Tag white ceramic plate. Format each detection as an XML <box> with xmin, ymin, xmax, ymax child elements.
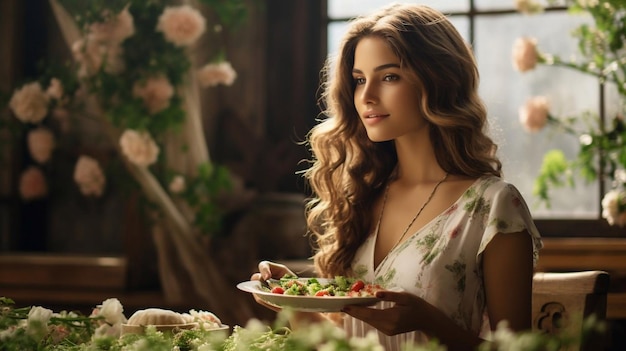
<box><xmin>237</xmin><ymin>278</ymin><xmax>380</xmax><ymax>312</ymax></box>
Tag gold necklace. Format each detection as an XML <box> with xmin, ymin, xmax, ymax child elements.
<box><xmin>378</xmin><ymin>172</ymin><xmax>449</xmax><ymax>251</ymax></box>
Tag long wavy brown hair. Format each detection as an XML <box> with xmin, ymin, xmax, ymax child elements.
<box><xmin>304</xmin><ymin>4</ymin><xmax>502</xmax><ymax>278</ymax></box>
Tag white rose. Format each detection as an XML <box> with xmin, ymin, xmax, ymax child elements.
<box><xmin>119</xmin><ymin>129</ymin><xmax>160</xmax><ymax>167</ymax></box>
<box><xmin>28</xmin><ymin>306</ymin><xmax>53</xmax><ymax>324</ymax></box>
<box><xmin>9</xmin><ymin>82</ymin><xmax>50</xmax><ymax>124</ymax></box>
<box><xmin>96</xmin><ymin>298</ymin><xmax>127</xmax><ymax>325</ymax></box>
<box><xmin>602</xmin><ymin>189</ymin><xmax>626</xmax><ymax>227</ymax></box>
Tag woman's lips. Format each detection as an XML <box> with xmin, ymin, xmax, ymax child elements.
<box><xmin>362</xmin><ymin>112</ymin><xmax>389</xmax><ymax>124</ymax></box>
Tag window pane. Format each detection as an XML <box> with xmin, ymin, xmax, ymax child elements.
<box><xmin>328</xmin><ymin>0</ymin><xmax>467</xmax><ymax>19</ymax></box>
<box><xmin>327</xmin><ymin>21</ymin><xmax>348</xmax><ymax>56</ymax></box>
<box><xmin>475</xmin><ymin>11</ymin><xmax>599</xmax><ymax>218</ymax></box>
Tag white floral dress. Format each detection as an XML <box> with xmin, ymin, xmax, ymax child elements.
<box><xmin>343</xmin><ymin>176</ymin><xmax>543</xmax><ymax>350</ymax></box>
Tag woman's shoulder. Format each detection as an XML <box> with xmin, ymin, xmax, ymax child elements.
<box><xmin>465</xmin><ymin>175</ymin><xmax>526</xmax><ymax>200</ymax></box>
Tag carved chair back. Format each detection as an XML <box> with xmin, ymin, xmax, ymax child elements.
<box><xmin>532</xmin><ymin>270</ymin><xmax>610</xmax><ymax>351</ymax></box>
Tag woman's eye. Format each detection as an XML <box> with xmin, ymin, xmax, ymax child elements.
<box><xmin>354</xmin><ymin>77</ymin><xmax>365</xmax><ymax>85</ymax></box>
<box><xmin>383</xmin><ymin>74</ymin><xmax>399</xmax><ymax>82</ymax></box>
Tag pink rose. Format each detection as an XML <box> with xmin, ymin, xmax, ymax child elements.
<box><xmin>46</xmin><ymin>78</ymin><xmax>64</xmax><ymax>100</ymax></box>
<box><xmin>119</xmin><ymin>129</ymin><xmax>159</xmax><ymax>167</ymax></box>
<box><xmin>27</xmin><ymin>127</ymin><xmax>56</xmax><ymax>164</ymax></box>
<box><xmin>74</xmin><ymin>155</ymin><xmax>106</xmax><ymax>197</ymax></box>
<box><xmin>9</xmin><ymin>82</ymin><xmax>50</xmax><ymax>124</ymax></box>
<box><xmin>156</xmin><ymin>5</ymin><xmax>206</xmax><ymax>47</ymax></box>
<box><xmin>512</xmin><ymin>37</ymin><xmax>539</xmax><ymax>72</ymax></box>
<box><xmin>198</xmin><ymin>61</ymin><xmax>237</xmax><ymax>87</ymax></box>
<box><xmin>19</xmin><ymin>166</ymin><xmax>48</xmax><ymax>200</ymax></box>
<box><xmin>132</xmin><ymin>75</ymin><xmax>174</xmax><ymax>114</ymax></box>
<box><xmin>519</xmin><ymin>96</ymin><xmax>550</xmax><ymax>132</ymax></box>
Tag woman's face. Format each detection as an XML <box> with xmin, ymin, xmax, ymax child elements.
<box><xmin>352</xmin><ymin>36</ymin><xmax>427</xmax><ymax>143</ymax></box>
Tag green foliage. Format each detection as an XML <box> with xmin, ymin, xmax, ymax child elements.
<box><xmin>0</xmin><ymin>299</ymin><xmax>610</xmax><ymax>351</ymax></box>
<box><xmin>534</xmin><ymin>150</ymin><xmax>573</xmax><ymax>206</ymax></box>
<box><xmin>57</xmin><ymin>0</ymin><xmax>127</xmax><ymax>27</ymax></box>
<box><xmin>177</xmin><ymin>162</ymin><xmax>233</xmax><ymax>235</ymax></box>
<box><xmin>532</xmin><ymin>1</ymin><xmax>626</xmax><ymax>206</ymax></box>
<box><xmin>198</xmin><ymin>0</ymin><xmax>250</xmax><ymax>28</ymax></box>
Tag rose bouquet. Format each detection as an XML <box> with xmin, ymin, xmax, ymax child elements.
<box><xmin>512</xmin><ymin>0</ymin><xmax>626</xmax><ymax>226</ymax></box>
<box><xmin>7</xmin><ymin>0</ymin><xmax>247</xmax><ymax>234</ymax></box>
<box><xmin>3</xmin><ymin>0</ymin><xmax>257</xmax><ymax>323</ymax></box>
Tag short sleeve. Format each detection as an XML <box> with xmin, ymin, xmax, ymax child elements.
<box><xmin>476</xmin><ymin>181</ymin><xmax>543</xmax><ymax>266</ymax></box>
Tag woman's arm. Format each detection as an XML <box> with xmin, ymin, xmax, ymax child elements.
<box><xmin>342</xmin><ymin>230</ymin><xmax>534</xmax><ymax>351</ymax></box>
<box><xmin>482</xmin><ymin>230</ymin><xmax>534</xmax><ymax>332</ymax></box>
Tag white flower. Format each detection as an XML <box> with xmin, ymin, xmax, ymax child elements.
<box><xmin>119</xmin><ymin>129</ymin><xmax>160</xmax><ymax>167</ymax></box>
<box><xmin>156</xmin><ymin>5</ymin><xmax>206</xmax><ymax>47</ymax></box>
<box><xmin>601</xmin><ymin>189</ymin><xmax>626</xmax><ymax>227</ymax></box>
<box><xmin>27</xmin><ymin>127</ymin><xmax>55</xmax><ymax>163</ymax></box>
<box><xmin>26</xmin><ymin>306</ymin><xmax>53</xmax><ymax>339</ymax></box>
<box><xmin>512</xmin><ymin>37</ymin><xmax>539</xmax><ymax>72</ymax></box>
<box><xmin>27</xmin><ymin>306</ymin><xmax>53</xmax><ymax>324</ymax></box>
<box><xmin>9</xmin><ymin>82</ymin><xmax>50</xmax><ymax>124</ymax></box>
<box><xmin>0</xmin><ymin>326</ymin><xmax>18</xmax><ymax>341</ymax></box>
<box><xmin>73</xmin><ymin>155</ymin><xmax>106</xmax><ymax>197</ymax></box>
<box><xmin>614</xmin><ymin>169</ymin><xmax>626</xmax><ymax>184</ymax></box>
<box><xmin>169</xmin><ymin>175</ymin><xmax>186</xmax><ymax>194</ymax></box>
<box><xmin>519</xmin><ymin>96</ymin><xmax>550</xmax><ymax>132</ymax></box>
<box><xmin>198</xmin><ymin>61</ymin><xmax>237</xmax><ymax>87</ymax></box>
<box><xmin>96</xmin><ymin>298</ymin><xmax>127</xmax><ymax>324</ymax></box>
<box><xmin>348</xmin><ymin>331</ymin><xmax>385</xmax><ymax>351</ymax></box>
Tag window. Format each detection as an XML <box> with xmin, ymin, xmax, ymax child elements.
<box><xmin>325</xmin><ymin>1</ymin><xmax>622</xmax><ymax>237</ymax></box>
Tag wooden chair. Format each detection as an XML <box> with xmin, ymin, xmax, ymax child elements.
<box><xmin>532</xmin><ymin>270</ymin><xmax>610</xmax><ymax>351</ymax></box>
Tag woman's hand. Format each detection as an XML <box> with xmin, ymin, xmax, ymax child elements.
<box><xmin>250</xmin><ymin>260</ymin><xmax>297</xmax><ymax>312</ymax></box>
<box><xmin>342</xmin><ymin>290</ymin><xmax>484</xmax><ymax>350</ymax></box>
<box><xmin>341</xmin><ymin>290</ymin><xmax>425</xmax><ymax>335</ymax></box>
<box><xmin>250</xmin><ymin>260</ymin><xmax>297</xmax><ymax>282</ymax></box>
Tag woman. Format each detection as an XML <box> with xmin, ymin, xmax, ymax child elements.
<box><xmin>251</xmin><ymin>3</ymin><xmax>542</xmax><ymax>350</ymax></box>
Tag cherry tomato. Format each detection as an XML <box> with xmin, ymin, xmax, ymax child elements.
<box><xmin>315</xmin><ymin>290</ymin><xmax>330</xmax><ymax>296</ymax></box>
<box><xmin>271</xmin><ymin>286</ymin><xmax>285</xmax><ymax>294</ymax></box>
<box><xmin>350</xmin><ymin>280</ymin><xmax>365</xmax><ymax>292</ymax></box>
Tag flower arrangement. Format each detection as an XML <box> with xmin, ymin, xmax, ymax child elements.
<box><xmin>512</xmin><ymin>0</ymin><xmax>626</xmax><ymax>226</ymax></box>
<box><xmin>0</xmin><ymin>297</ymin><xmax>605</xmax><ymax>351</ymax></box>
<box><xmin>2</xmin><ymin>0</ymin><xmax>260</xmax><ymax>324</ymax></box>
<box><xmin>4</xmin><ymin>0</ymin><xmax>248</xmax><ymax>235</ymax></box>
